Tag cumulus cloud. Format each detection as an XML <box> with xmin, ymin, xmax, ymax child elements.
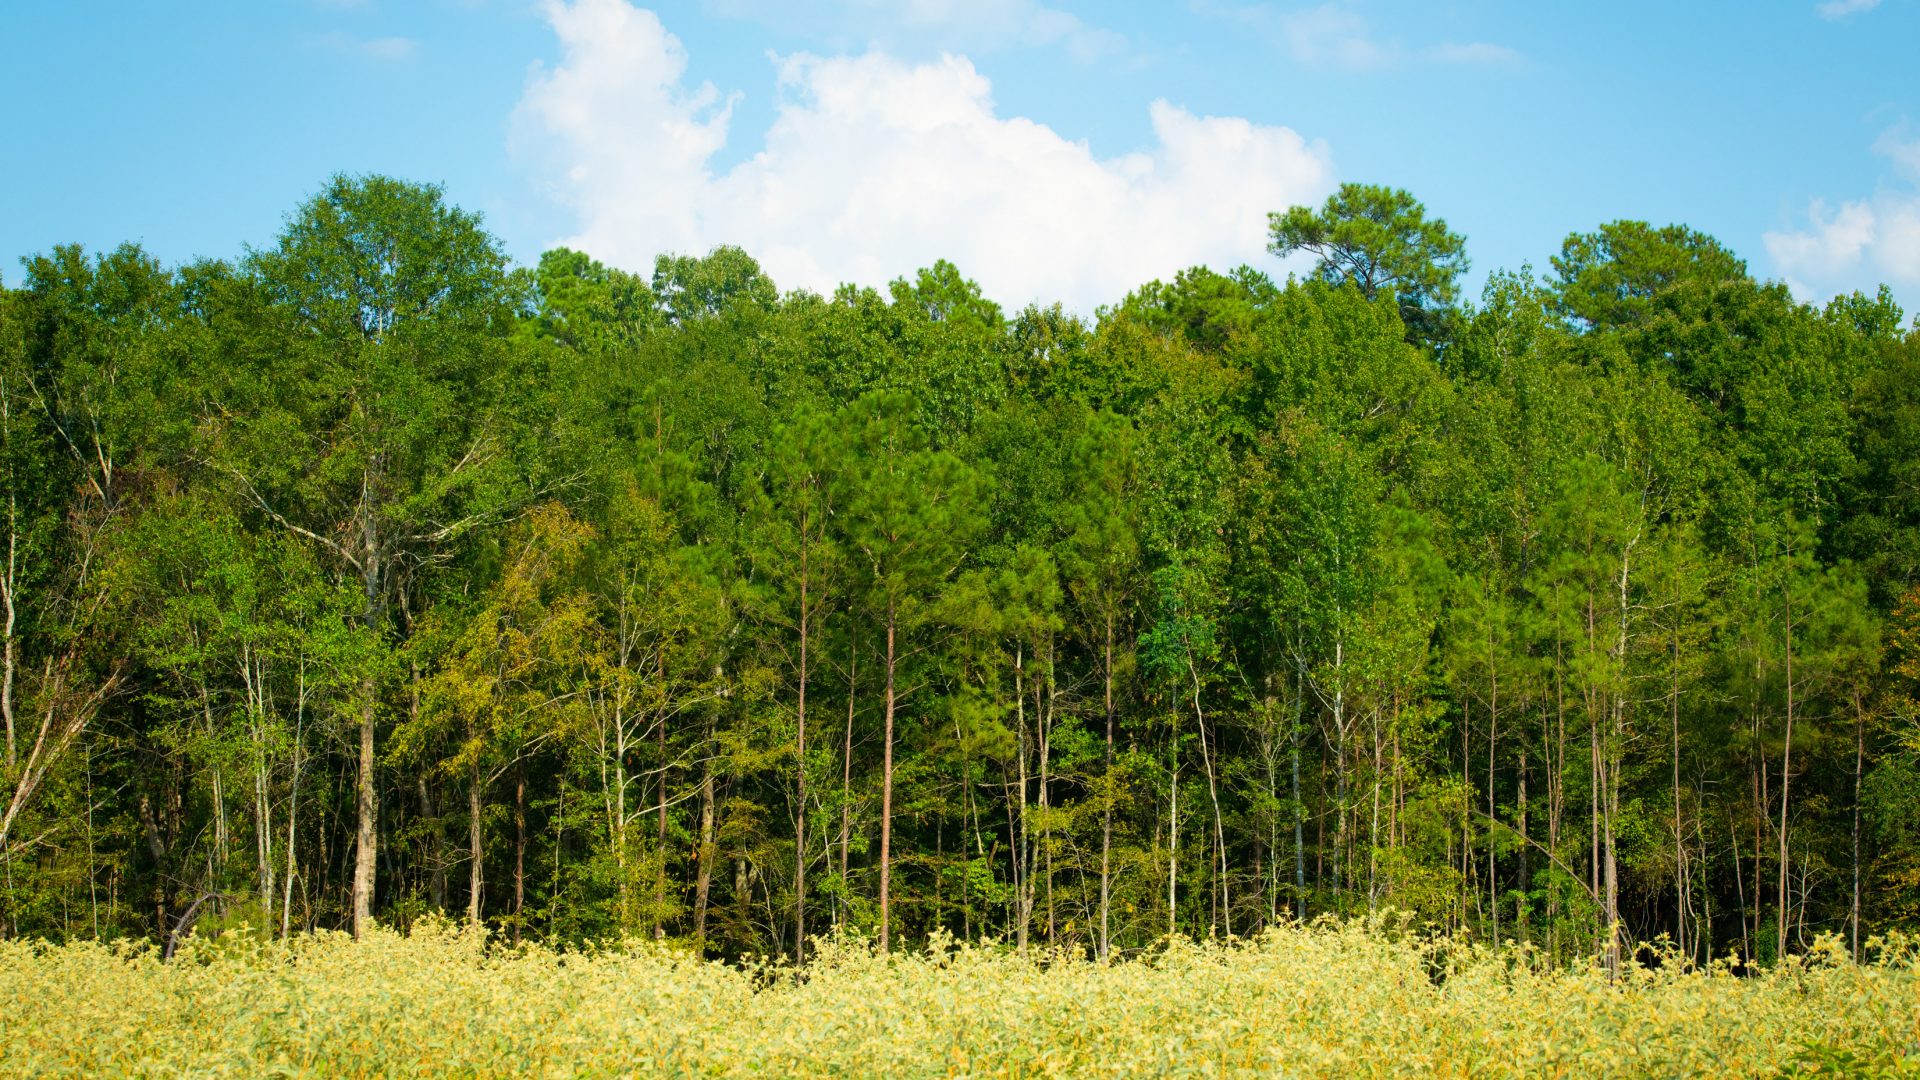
<box><xmin>514</xmin><ymin>0</ymin><xmax>1333</xmax><ymax>312</ymax></box>
<box><xmin>705</xmin><ymin>0</ymin><xmax>1126</xmax><ymax>63</ymax></box>
<box><xmin>1764</xmin><ymin>128</ymin><xmax>1920</xmax><ymax>305</ymax></box>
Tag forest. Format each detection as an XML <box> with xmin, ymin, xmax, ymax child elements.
<box><xmin>2</xmin><ymin>172</ymin><xmax>1918</xmax><ymax>976</ymax></box>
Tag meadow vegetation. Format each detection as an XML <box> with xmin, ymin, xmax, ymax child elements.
<box><xmin>3</xmin><ymin>917</ymin><xmax>1917</xmax><ymax>1077</ymax></box>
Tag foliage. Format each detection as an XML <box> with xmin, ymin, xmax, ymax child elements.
<box><xmin>2</xmin><ymin>919</ymin><xmax>1918</xmax><ymax>1077</ymax></box>
<box><xmin>0</xmin><ymin>173</ymin><xmax>1916</xmax><ymax>997</ymax></box>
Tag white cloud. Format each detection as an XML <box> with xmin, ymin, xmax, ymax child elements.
<box><xmin>846</xmin><ymin>0</ymin><xmax>1126</xmax><ymax>62</ymax></box>
<box><xmin>704</xmin><ymin>0</ymin><xmax>1126</xmax><ymax>63</ymax></box>
<box><xmin>1815</xmin><ymin>0</ymin><xmax>1880</xmax><ymax>19</ymax></box>
<box><xmin>515</xmin><ymin>0</ymin><xmax>1333</xmax><ymax>312</ymax></box>
<box><xmin>1278</xmin><ymin>4</ymin><xmax>1397</xmax><ymax>68</ymax></box>
<box><xmin>1764</xmin><ymin>128</ymin><xmax>1920</xmax><ymax>304</ymax></box>
<box><xmin>1873</xmin><ymin>126</ymin><xmax>1920</xmax><ymax>179</ymax></box>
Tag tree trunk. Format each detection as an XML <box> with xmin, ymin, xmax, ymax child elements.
<box><xmin>1189</xmin><ymin>654</ymin><xmax>1227</xmax><ymax>938</ymax></box>
<box><xmin>512</xmin><ymin>769</ymin><xmax>526</xmax><ymax>945</ymax></box>
<box><xmin>693</xmin><ymin>738</ymin><xmax>716</xmax><ymax>943</ymax></box>
<box><xmin>1041</xmin><ymin>638</ymin><xmax>1058</xmax><ymax>945</ymax></box>
<box><xmin>1167</xmin><ymin>714</ymin><xmax>1179</xmax><ymax>939</ymax></box>
<box><xmin>467</xmin><ymin>761</ymin><xmax>484</xmax><ymax>927</ymax></box>
<box><xmin>1487</xmin><ymin>642</ymin><xmax>1498</xmax><ymax>943</ymax></box>
<box><xmin>1</xmin><ymin>479</ymin><xmax>18</xmax><ymax>770</ymax></box>
<box><xmin>352</xmin><ymin>696</ymin><xmax>377</xmax><ymax>938</ymax></box>
<box><xmin>1293</xmin><ymin>687</ymin><xmax>1305</xmax><ymax>914</ymax></box>
<box><xmin>654</xmin><ymin>655</ymin><xmax>669</xmax><ymax>941</ymax></box>
<box><xmin>879</xmin><ymin>602</ymin><xmax>897</xmax><ymax>952</ymax></box>
<box><xmin>352</xmin><ymin>495</ymin><xmax>382</xmax><ymax>941</ymax></box>
<box><xmin>1671</xmin><ymin>634</ymin><xmax>1688</xmax><ymax>961</ymax></box>
<box><xmin>839</xmin><ymin>644</ymin><xmax>857</xmax><ymax>927</ymax></box>
<box><xmin>283</xmin><ymin>674</ymin><xmax>305</xmax><ymax>940</ymax></box>
<box><xmin>1098</xmin><ymin>614</ymin><xmax>1114</xmax><ymax>961</ymax></box>
<box><xmin>1852</xmin><ymin>694</ymin><xmax>1865</xmax><ymax>961</ymax></box>
<box><xmin>1517</xmin><ymin>746</ymin><xmax>1529</xmax><ymax>945</ymax></box>
<box><xmin>1777</xmin><ymin>572</ymin><xmax>1796</xmax><ymax>963</ymax></box>
<box><xmin>794</xmin><ymin>566</ymin><xmax>809</xmax><ymax>965</ymax></box>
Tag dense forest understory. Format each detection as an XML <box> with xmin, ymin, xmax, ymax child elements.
<box><xmin>3</xmin><ymin>174</ymin><xmax>1919</xmax><ymax>972</ymax></box>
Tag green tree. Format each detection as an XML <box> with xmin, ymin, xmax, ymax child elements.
<box><xmin>1550</xmin><ymin>221</ymin><xmax>1747</xmax><ymax>332</ymax></box>
<box><xmin>743</xmin><ymin>404</ymin><xmax>845</xmax><ymax>961</ymax></box>
<box><xmin>652</xmin><ymin>246</ymin><xmax>777</xmax><ymax>325</ymax></box>
<box><xmin>1056</xmin><ymin>411</ymin><xmax>1144</xmax><ymax>958</ymax></box>
<box><xmin>212</xmin><ymin>173</ymin><xmax>536</xmax><ymax>936</ymax></box>
<box><xmin>405</xmin><ymin>504</ymin><xmax>595</xmax><ymax>933</ymax></box>
<box><xmin>524</xmin><ymin>247</ymin><xmax>657</xmax><ymax>355</ymax></box>
<box><xmin>1267</xmin><ymin>184</ymin><xmax>1468</xmax><ymax>342</ymax></box>
<box><xmin>839</xmin><ymin>392</ymin><xmax>983</xmax><ymax>949</ymax></box>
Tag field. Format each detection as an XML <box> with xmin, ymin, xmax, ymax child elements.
<box><xmin>2</xmin><ymin>919</ymin><xmax>1916</xmax><ymax>1078</ymax></box>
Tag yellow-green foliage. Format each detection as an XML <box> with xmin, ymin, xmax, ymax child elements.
<box><xmin>2</xmin><ymin>918</ymin><xmax>1917</xmax><ymax>1078</ymax></box>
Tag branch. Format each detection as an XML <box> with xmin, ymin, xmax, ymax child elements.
<box><xmin>1472</xmin><ymin>808</ymin><xmax>1599</xmax><ymax>906</ymax></box>
<box><xmin>164</xmin><ymin>891</ymin><xmax>236</xmax><ymax>960</ymax></box>
<box><xmin>207</xmin><ymin>460</ymin><xmax>359</xmax><ymax>569</ymax></box>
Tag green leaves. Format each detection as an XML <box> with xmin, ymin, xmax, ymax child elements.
<box><xmin>251</xmin><ymin>173</ymin><xmax>518</xmax><ymax>345</ymax></box>
<box><xmin>840</xmin><ymin>391</ymin><xmax>985</xmax><ymax>620</ymax></box>
<box><xmin>1268</xmin><ymin>183</ymin><xmax>1468</xmax><ymax>346</ymax></box>
<box><xmin>8</xmin><ymin>167</ymin><xmax>1920</xmax><ymax>965</ymax></box>
<box><xmin>1551</xmin><ymin>221</ymin><xmax>1747</xmax><ymax>333</ymax></box>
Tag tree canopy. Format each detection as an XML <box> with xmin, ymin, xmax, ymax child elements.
<box><xmin>1</xmin><ymin>173</ymin><xmax>1917</xmax><ymax>978</ymax></box>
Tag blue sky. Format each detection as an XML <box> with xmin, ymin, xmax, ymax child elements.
<box><xmin>4</xmin><ymin>1</ymin><xmax>1916</xmax><ymax>315</ymax></box>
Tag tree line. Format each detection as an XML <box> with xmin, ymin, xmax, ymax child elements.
<box><xmin>3</xmin><ymin>174</ymin><xmax>1918</xmax><ymax>970</ymax></box>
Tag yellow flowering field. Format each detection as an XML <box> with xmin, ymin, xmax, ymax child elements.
<box><xmin>1</xmin><ymin>919</ymin><xmax>1916</xmax><ymax>1078</ymax></box>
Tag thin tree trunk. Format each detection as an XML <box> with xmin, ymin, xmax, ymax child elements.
<box><xmin>1671</xmin><ymin>633</ymin><xmax>1688</xmax><ymax>960</ymax></box>
<box><xmin>1518</xmin><ymin>746</ymin><xmax>1529</xmax><ymax>945</ymax></box>
<box><xmin>1731</xmin><ymin>812</ymin><xmax>1750</xmax><ymax>965</ymax></box>
<box><xmin>693</xmin><ymin>734</ymin><xmax>716</xmax><ymax>943</ymax></box>
<box><xmin>467</xmin><ymin>760</ymin><xmax>483</xmax><ymax>927</ymax></box>
<box><xmin>1331</xmin><ymin>638</ymin><xmax>1347</xmax><ymax>908</ymax></box>
<box><xmin>352</xmin><ymin>696</ymin><xmax>377</xmax><ymax>938</ymax></box>
<box><xmin>1189</xmin><ymin>654</ymin><xmax>1227</xmax><ymax>938</ymax></box>
<box><xmin>1167</xmin><ymin>723</ymin><xmax>1178</xmax><ymax>939</ymax></box>
<box><xmin>839</xmin><ymin>643</ymin><xmax>857</xmax><ymax>927</ymax></box>
<box><xmin>1293</xmin><ymin>687</ymin><xmax>1305</xmax><ymax>914</ymax></box>
<box><xmin>512</xmin><ymin>768</ymin><xmax>526</xmax><ymax>945</ymax></box>
<box><xmin>654</xmin><ymin>650</ymin><xmax>668</xmax><ymax>941</ymax></box>
<box><xmin>1488</xmin><ymin>639</ymin><xmax>1499</xmax><ymax>944</ymax></box>
<box><xmin>1369</xmin><ymin>708</ymin><xmax>1382</xmax><ymax>916</ymax></box>
<box><xmin>1013</xmin><ymin>649</ymin><xmax>1030</xmax><ymax>954</ymax></box>
<box><xmin>1852</xmin><ymin>694</ymin><xmax>1865</xmax><ymax>961</ymax></box>
<box><xmin>879</xmin><ymin>604</ymin><xmax>897</xmax><ymax>952</ymax></box>
<box><xmin>1099</xmin><ymin>613</ymin><xmax>1114</xmax><ymax>961</ymax></box>
<box><xmin>1</xmin><ymin>482</ymin><xmax>19</xmax><ymax>770</ymax></box>
<box><xmin>794</xmin><ymin>564</ymin><xmax>809</xmax><ymax>965</ymax></box>
<box><xmin>1777</xmin><ymin>570</ymin><xmax>1796</xmax><ymax>964</ymax></box>
<box><xmin>282</xmin><ymin>670</ymin><xmax>305</xmax><ymax>940</ymax></box>
<box><xmin>1041</xmin><ymin>638</ymin><xmax>1058</xmax><ymax>945</ymax></box>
